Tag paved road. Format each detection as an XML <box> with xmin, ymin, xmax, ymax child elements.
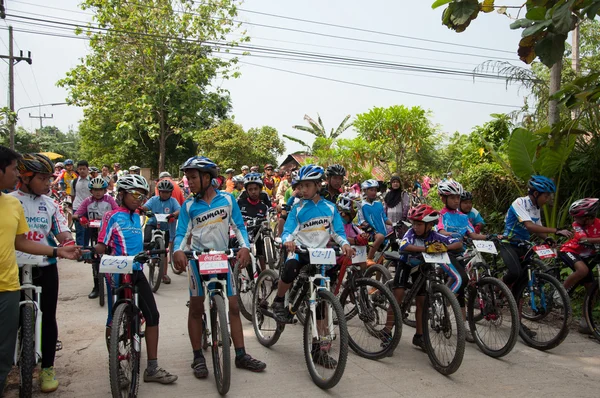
<box><xmin>5</xmin><ymin>259</ymin><xmax>600</xmax><ymax>397</ymax></box>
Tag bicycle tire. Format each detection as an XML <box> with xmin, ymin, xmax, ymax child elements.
<box><xmin>18</xmin><ymin>304</ymin><xmax>35</xmax><ymax>398</ymax></box>
<box><xmin>422</xmin><ymin>283</ymin><xmax>465</xmax><ymax>375</ymax></box>
<box><xmin>109</xmin><ymin>303</ymin><xmax>140</xmax><ymax>398</ymax></box>
<box><xmin>252</xmin><ymin>269</ymin><xmax>284</xmax><ymax>347</ymax></box>
<box><xmin>148</xmin><ymin>237</ymin><xmax>165</xmax><ymax>293</ymax></box>
<box><xmin>467</xmin><ymin>278</ymin><xmax>519</xmax><ymax>358</ymax></box>
<box><xmin>516</xmin><ymin>272</ymin><xmax>571</xmax><ymax>351</ymax></box>
<box><xmin>211</xmin><ymin>295</ymin><xmax>231</xmax><ymax>395</ymax></box>
<box><xmin>583</xmin><ymin>280</ymin><xmax>600</xmax><ymax>342</ymax></box>
<box><xmin>98</xmin><ymin>272</ymin><xmax>105</xmax><ymax>307</ymax></box>
<box><xmin>303</xmin><ymin>289</ymin><xmax>348</xmax><ymax>389</ymax></box>
<box><xmin>264</xmin><ymin>236</ymin><xmax>276</xmax><ymax>269</ymax></box>
<box><xmin>363</xmin><ymin>263</ymin><xmax>392</xmax><ymax>282</ymax></box>
<box><xmin>234</xmin><ymin>262</ymin><xmax>254</xmax><ymax>322</ymax></box>
<box><xmin>339</xmin><ymin>278</ymin><xmax>402</xmax><ymax>360</ymax></box>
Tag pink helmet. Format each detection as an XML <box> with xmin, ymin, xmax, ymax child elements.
<box><xmin>569</xmin><ymin>198</ymin><xmax>599</xmax><ymax>218</ymax></box>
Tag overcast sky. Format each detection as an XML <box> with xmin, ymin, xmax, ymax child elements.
<box><xmin>0</xmin><ymin>0</ymin><xmax>528</xmax><ymax>162</ymax></box>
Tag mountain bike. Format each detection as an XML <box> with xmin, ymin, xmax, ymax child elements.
<box><xmin>252</xmin><ymin>246</ymin><xmax>348</xmax><ymax>390</ymax></box>
<box><xmin>143</xmin><ymin>213</ymin><xmax>169</xmax><ymax>292</ymax></box>
<box><xmin>246</xmin><ymin>213</ymin><xmax>278</xmax><ymax>269</ymax></box>
<box><xmin>233</xmin><ymin>252</ymin><xmax>259</xmax><ymax>322</ymax></box>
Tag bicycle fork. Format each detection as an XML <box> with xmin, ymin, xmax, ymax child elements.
<box><xmin>15</xmin><ymin>264</ymin><xmax>43</xmax><ymax>364</ymax></box>
<box><xmin>203</xmin><ymin>277</ymin><xmax>231</xmax><ymax>344</ymax></box>
<box><xmin>527</xmin><ymin>268</ymin><xmax>547</xmax><ymax>314</ymax></box>
<box><xmin>308</xmin><ymin>268</ymin><xmax>334</xmax><ymax>342</ymax></box>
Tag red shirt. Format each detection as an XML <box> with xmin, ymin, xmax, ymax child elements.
<box><xmin>560</xmin><ymin>218</ymin><xmax>600</xmax><ymax>256</ymax></box>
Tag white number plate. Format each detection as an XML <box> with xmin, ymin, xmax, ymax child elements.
<box><xmin>100</xmin><ymin>255</ymin><xmax>135</xmax><ymax>274</ymax></box>
<box><xmin>533</xmin><ymin>245</ymin><xmax>556</xmax><ymax>259</ymax></box>
<box><xmin>89</xmin><ymin>220</ymin><xmax>101</xmax><ymax>228</ymax></box>
<box><xmin>422</xmin><ymin>252</ymin><xmax>451</xmax><ymax>264</ymax></box>
<box><xmin>308</xmin><ymin>248</ymin><xmax>337</xmax><ymax>265</ymax></box>
<box><xmin>155</xmin><ymin>214</ymin><xmax>169</xmax><ymax>222</ymax></box>
<box><xmin>351</xmin><ymin>246</ymin><xmax>367</xmax><ymax>264</ymax></box>
<box><xmin>16</xmin><ymin>251</ymin><xmax>44</xmax><ymax>266</ymax></box>
<box><xmin>197</xmin><ymin>253</ymin><xmax>230</xmax><ymax>275</ymax></box>
<box><xmin>473</xmin><ymin>240</ymin><xmax>497</xmax><ymax>254</ymax></box>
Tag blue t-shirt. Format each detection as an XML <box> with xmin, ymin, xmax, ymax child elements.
<box><xmin>437</xmin><ymin>207</ymin><xmax>475</xmax><ymax>239</ymax></box>
<box><xmin>144</xmin><ymin>196</ymin><xmax>181</xmax><ymax>237</ymax></box>
<box><xmin>358</xmin><ymin>200</ymin><xmax>388</xmax><ymax>235</ymax></box>
<box><xmin>98</xmin><ymin>208</ymin><xmax>145</xmax><ymax>270</ymax></box>
<box><xmin>467</xmin><ymin>207</ymin><xmax>485</xmax><ymax>226</ymax></box>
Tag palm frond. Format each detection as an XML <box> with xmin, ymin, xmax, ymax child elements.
<box><xmin>475</xmin><ymin>61</ymin><xmax>544</xmax><ymax>90</ymax></box>
<box><xmin>331</xmin><ymin>114</ymin><xmax>353</xmax><ymax>139</ymax></box>
<box><xmin>303</xmin><ymin>114</ymin><xmax>325</xmax><ymax>137</ymax></box>
<box><xmin>282</xmin><ymin>134</ymin><xmax>310</xmax><ymax>151</ymax></box>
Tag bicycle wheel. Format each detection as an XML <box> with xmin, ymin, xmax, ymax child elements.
<box><xmin>252</xmin><ymin>269</ymin><xmax>284</xmax><ymax>347</ymax></box>
<box><xmin>363</xmin><ymin>263</ymin><xmax>392</xmax><ymax>282</ymax></box>
<box><xmin>109</xmin><ymin>303</ymin><xmax>140</xmax><ymax>398</ymax></box>
<box><xmin>18</xmin><ymin>304</ymin><xmax>35</xmax><ymax>398</ymax></box>
<box><xmin>339</xmin><ymin>278</ymin><xmax>402</xmax><ymax>359</ymax></box>
<box><xmin>210</xmin><ymin>294</ymin><xmax>231</xmax><ymax>395</ymax></box>
<box><xmin>467</xmin><ymin>278</ymin><xmax>519</xmax><ymax>358</ymax></box>
<box><xmin>422</xmin><ymin>283</ymin><xmax>465</xmax><ymax>375</ymax></box>
<box><xmin>148</xmin><ymin>237</ymin><xmax>165</xmax><ymax>293</ymax></box>
<box><xmin>303</xmin><ymin>289</ymin><xmax>348</xmax><ymax>389</ymax></box>
<box><xmin>264</xmin><ymin>236</ymin><xmax>276</xmax><ymax>269</ymax></box>
<box><xmin>234</xmin><ymin>262</ymin><xmax>254</xmax><ymax>322</ymax></box>
<box><xmin>98</xmin><ymin>272</ymin><xmax>105</xmax><ymax>307</ymax></box>
<box><xmin>583</xmin><ymin>280</ymin><xmax>600</xmax><ymax>342</ymax></box>
<box><xmin>516</xmin><ymin>272</ymin><xmax>571</xmax><ymax>350</ymax></box>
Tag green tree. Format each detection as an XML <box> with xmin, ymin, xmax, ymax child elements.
<box><xmin>283</xmin><ymin>114</ymin><xmax>352</xmax><ymax>153</ymax></box>
<box><xmin>0</xmin><ymin>125</ymin><xmax>80</xmax><ymax>160</ymax></box>
<box><xmin>58</xmin><ymin>0</ymin><xmax>243</xmax><ymax>172</ymax></box>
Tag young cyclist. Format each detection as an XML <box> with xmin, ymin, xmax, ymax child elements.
<box><xmin>172</xmin><ymin>156</ymin><xmax>266</xmax><ymax>379</ymax></box>
<box><xmin>320</xmin><ymin>164</ymin><xmax>346</xmax><ymax>203</ymax></box>
<box><xmin>273</xmin><ymin>165</ymin><xmax>354</xmax><ymax>367</ymax></box>
<box><xmin>95</xmin><ymin>174</ymin><xmax>178</xmax><ymax>385</ymax></box>
<box><xmin>389</xmin><ymin>204</ymin><xmax>462</xmax><ymax>349</ymax></box>
<box><xmin>336</xmin><ymin>193</ymin><xmax>369</xmax><ymax>273</ymax></box>
<box><xmin>358</xmin><ymin>179</ymin><xmax>393</xmax><ymax>266</ymax></box>
<box><xmin>460</xmin><ymin>191</ymin><xmax>485</xmax><ymax>233</ymax></box>
<box><xmin>238</xmin><ymin>173</ymin><xmax>270</xmax><ymax>269</ymax></box>
<box><xmin>231</xmin><ymin>175</ymin><xmax>244</xmax><ymax>199</ymax></box>
<box><xmin>141</xmin><ymin>179</ymin><xmax>180</xmax><ymax>284</ymax></box>
<box><xmin>51</xmin><ymin>158</ymin><xmax>77</xmax><ymax>195</ymax></box>
<box><xmin>10</xmin><ymin>153</ymin><xmax>77</xmax><ymax>392</ymax></box>
<box><xmin>559</xmin><ymin>198</ymin><xmax>600</xmax><ymax>334</ymax></box>
<box><xmin>72</xmin><ymin>160</ymin><xmax>92</xmax><ymax>248</ymax></box>
<box><xmin>74</xmin><ymin>177</ymin><xmax>118</xmax><ymax>298</ymax></box>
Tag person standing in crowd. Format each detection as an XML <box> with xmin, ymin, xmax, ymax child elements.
<box><xmin>225</xmin><ymin>168</ymin><xmax>235</xmax><ymax>193</ymax></box>
<box><xmin>72</xmin><ymin>160</ymin><xmax>92</xmax><ymax>247</ymax></box>
<box><xmin>275</xmin><ymin>170</ymin><xmax>291</xmax><ymax>205</ymax></box>
<box><xmin>385</xmin><ymin>175</ymin><xmax>410</xmax><ymax>225</ymax></box>
<box><xmin>51</xmin><ymin>159</ymin><xmax>77</xmax><ymax>195</ymax></box>
<box><xmin>155</xmin><ymin>171</ymin><xmax>185</xmax><ymax>205</ymax></box>
<box><xmin>101</xmin><ymin>164</ymin><xmax>114</xmax><ymax>192</ymax></box>
<box><xmin>422</xmin><ymin>175</ymin><xmax>431</xmax><ymax>197</ymax></box>
<box><xmin>240</xmin><ymin>165</ymin><xmax>249</xmax><ymax>177</ymax></box>
<box><xmin>129</xmin><ymin>165</ymin><xmax>141</xmax><ymax>175</ymax></box>
<box><xmin>250</xmin><ymin>165</ymin><xmax>259</xmax><ymax>173</ymax></box>
<box><xmin>262</xmin><ymin>164</ymin><xmax>275</xmax><ymax>197</ymax></box>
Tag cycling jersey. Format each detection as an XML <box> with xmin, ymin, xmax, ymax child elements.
<box><xmin>503</xmin><ymin>196</ymin><xmax>541</xmax><ymax>241</ymax></box>
<box><xmin>399</xmin><ymin>228</ymin><xmax>458</xmax><ymax>265</ymax></box>
<box><xmin>467</xmin><ymin>207</ymin><xmax>485</xmax><ymax>226</ymax></box>
<box><xmin>358</xmin><ymin>200</ymin><xmax>388</xmax><ymax>235</ymax></box>
<box><xmin>238</xmin><ymin>190</ymin><xmax>271</xmax><ymax>208</ymax></box>
<box><xmin>75</xmin><ymin>194</ymin><xmax>118</xmax><ymax>220</ymax></box>
<box><xmin>174</xmin><ymin>190</ymin><xmax>250</xmax><ymax>252</ymax></box>
<box><xmin>319</xmin><ymin>185</ymin><xmax>341</xmax><ymax>204</ymax></box>
<box><xmin>437</xmin><ymin>207</ymin><xmax>475</xmax><ymax>238</ymax></box>
<box><xmin>144</xmin><ymin>196</ymin><xmax>180</xmax><ymax>239</ymax></box>
<box><xmin>98</xmin><ymin>208</ymin><xmax>144</xmax><ymax>270</ymax></box>
<box><xmin>56</xmin><ymin>170</ymin><xmax>78</xmax><ymax>195</ymax></box>
<box><xmin>238</xmin><ymin>196</ymin><xmax>269</xmax><ymax>220</ymax></box>
<box><xmin>263</xmin><ymin>176</ymin><xmax>275</xmax><ymax>197</ymax></box>
<box><xmin>560</xmin><ymin>218</ymin><xmax>600</xmax><ymax>257</ymax></box>
<box><xmin>281</xmin><ymin>198</ymin><xmax>349</xmax><ymax>248</ymax></box>
<box><xmin>9</xmin><ymin>190</ymin><xmax>69</xmax><ymax>267</ymax></box>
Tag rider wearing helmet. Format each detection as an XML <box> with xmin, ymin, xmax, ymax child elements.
<box><xmin>321</xmin><ymin>164</ymin><xmax>346</xmax><ymax>203</ymax></box>
<box><xmin>10</xmin><ymin>153</ymin><xmax>76</xmax><ymax>392</ymax></box>
<box><xmin>231</xmin><ymin>175</ymin><xmax>244</xmax><ymax>199</ymax></box>
<box><xmin>262</xmin><ymin>164</ymin><xmax>276</xmax><ymax>197</ymax></box>
<box><xmin>51</xmin><ymin>158</ymin><xmax>78</xmax><ymax>195</ymax></box>
<box><xmin>173</xmin><ymin>156</ymin><xmax>266</xmax><ymax>375</ymax></box>
<box><xmin>337</xmin><ymin>192</ymin><xmax>369</xmax><ymax>247</ymax></box>
<box><xmin>238</xmin><ymin>173</ymin><xmax>269</xmax><ymax>221</ymax></box>
<box><xmin>128</xmin><ymin>165</ymin><xmax>141</xmax><ymax>175</ymax></box>
<box><xmin>359</xmin><ymin>178</ymin><xmax>393</xmax><ymax>266</ymax></box>
<box><xmin>224</xmin><ymin>168</ymin><xmax>236</xmax><ymax>193</ymax></box>
<box><xmin>459</xmin><ymin>191</ymin><xmax>485</xmax><ymax>233</ymax></box>
<box><xmin>89</xmin><ymin>167</ymin><xmax>100</xmax><ymax>179</ymax></box>
<box><xmin>53</xmin><ymin>162</ymin><xmax>64</xmax><ymax>180</ymax></box>
<box><xmin>155</xmin><ymin>171</ymin><xmax>185</xmax><ymax>205</ymax></box>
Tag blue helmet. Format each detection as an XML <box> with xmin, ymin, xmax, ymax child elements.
<box><xmin>180</xmin><ymin>156</ymin><xmax>218</xmax><ymax>178</ymax></box>
<box><xmin>297</xmin><ymin>164</ymin><xmax>324</xmax><ymax>182</ymax></box>
<box><xmin>244</xmin><ymin>172</ymin><xmax>263</xmax><ymax>188</ymax></box>
<box><xmin>528</xmin><ymin>175</ymin><xmax>556</xmax><ymax>193</ymax></box>
<box><xmin>64</xmin><ymin>159</ymin><xmax>74</xmax><ymax>166</ymax></box>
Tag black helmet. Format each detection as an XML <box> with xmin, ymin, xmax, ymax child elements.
<box><xmin>460</xmin><ymin>191</ymin><xmax>473</xmax><ymax>201</ymax></box>
<box><xmin>326</xmin><ymin>164</ymin><xmax>346</xmax><ymax>177</ymax></box>
<box><xmin>17</xmin><ymin>153</ymin><xmax>54</xmax><ymax>176</ymax></box>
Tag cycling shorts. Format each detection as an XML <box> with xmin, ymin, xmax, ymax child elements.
<box><xmin>558</xmin><ymin>251</ymin><xmax>595</xmax><ymax>284</ymax></box>
<box><xmin>188</xmin><ymin>259</ymin><xmax>236</xmax><ymax>297</ymax></box>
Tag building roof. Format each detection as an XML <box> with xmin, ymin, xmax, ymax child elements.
<box><xmin>279</xmin><ymin>152</ymin><xmax>313</xmax><ymax>170</ymax></box>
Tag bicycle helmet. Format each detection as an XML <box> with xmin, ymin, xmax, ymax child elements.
<box><xmin>460</xmin><ymin>191</ymin><xmax>473</xmax><ymax>201</ymax></box>
<box><xmin>88</xmin><ymin>177</ymin><xmax>108</xmax><ymax>190</ymax></box>
<box><xmin>158</xmin><ymin>171</ymin><xmax>171</xmax><ymax>178</ymax></box>
<box><xmin>129</xmin><ymin>165</ymin><xmax>141</xmax><ymax>172</ymax></box>
<box><xmin>225</xmin><ymin>168</ymin><xmax>235</xmax><ymax>174</ymax></box>
<box><xmin>55</xmin><ymin>162</ymin><xmax>64</xmax><ymax>168</ymax></box>
<box><xmin>528</xmin><ymin>175</ymin><xmax>556</xmax><ymax>193</ymax></box>
<box><xmin>180</xmin><ymin>156</ymin><xmax>218</xmax><ymax>178</ymax></box>
<box><xmin>244</xmin><ymin>172</ymin><xmax>264</xmax><ymax>188</ymax></box>
<box><xmin>569</xmin><ymin>198</ymin><xmax>599</xmax><ymax>218</ymax></box>
<box><xmin>17</xmin><ymin>153</ymin><xmax>54</xmax><ymax>176</ymax></box>
<box><xmin>408</xmin><ymin>204</ymin><xmax>439</xmax><ymax>223</ymax></box>
<box><xmin>337</xmin><ymin>192</ymin><xmax>360</xmax><ymax>213</ymax></box>
<box><xmin>89</xmin><ymin>166</ymin><xmax>100</xmax><ymax>173</ymax></box>
<box><xmin>326</xmin><ymin>164</ymin><xmax>346</xmax><ymax>177</ymax></box>
<box><xmin>116</xmin><ymin>174</ymin><xmax>150</xmax><ymax>194</ymax></box>
<box><xmin>64</xmin><ymin>159</ymin><xmax>74</xmax><ymax>166</ymax></box>
<box><xmin>361</xmin><ymin>179</ymin><xmax>379</xmax><ymax>190</ymax></box>
<box><xmin>264</xmin><ymin>164</ymin><xmax>274</xmax><ymax>170</ymax></box>
<box><xmin>157</xmin><ymin>179</ymin><xmax>174</xmax><ymax>192</ymax></box>
<box><xmin>241</xmin><ymin>165</ymin><xmax>249</xmax><ymax>171</ymax></box>
<box><xmin>437</xmin><ymin>180</ymin><xmax>464</xmax><ymax>196</ymax></box>
<box><xmin>232</xmin><ymin>175</ymin><xmax>244</xmax><ymax>184</ymax></box>
<box><xmin>250</xmin><ymin>166</ymin><xmax>259</xmax><ymax>172</ymax></box>
<box><xmin>297</xmin><ymin>164</ymin><xmax>324</xmax><ymax>182</ymax></box>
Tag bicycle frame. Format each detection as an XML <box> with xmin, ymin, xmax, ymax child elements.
<box><xmin>109</xmin><ymin>274</ymin><xmax>144</xmax><ymax>353</ymax></box>
<box><xmin>14</xmin><ymin>264</ymin><xmax>42</xmax><ymax>364</ymax></box>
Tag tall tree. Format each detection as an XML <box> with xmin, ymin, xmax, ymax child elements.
<box><xmin>58</xmin><ymin>0</ymin><xmax>243</xmax><ymax>172</ymax></box>
<box><xmin>283</xmin><ymin>114</ymin><xmax>352</xmax><ymax>153</ymax></box>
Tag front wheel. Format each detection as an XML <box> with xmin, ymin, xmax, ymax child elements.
<box><xmin>583</xmin><ymin>281</ymin><xmax>600</xmax><ymax>342</ymax></box>
<box><xmin>234</xmin><ymin>261</ymin><xmax>255</xmax><ymax>322</ymax></box>
<box><xmin>148</xmin><ymin>237</ymin><xmax>165</xmax><ymax>293</ymax></box>
<box><xmin>252</xmin><ymin>269</ymin><xmax>284</xmax><ymax>347</ymax></box>
<box><xmin>422</xmin><ymin>283</ymin><xmax>465</xmax><ymax>376</ymax></box>
<box><xmin>210</xmin><ymin>295</ymin><xmax>231</xmax><ymax>395</ymax></box>
<box><xmin>303</xmin><ymin>289</ymin><xmax>348</xmax><ymax>390</ymax></box>
<box><xmin>18</xmin><ymin>304</ymin><xmax>36</xmax><ymax>398</ymax></box>
<box><xmin>109</xmin><ymin>303</ymin><xmax>140</xmax><ymax>398</ymax></box>
<box><xmin>98</xmin><ymin>272</ymin><xmax>105</xmax><ymax>307</ymax></box>
<box><xmin>263</xmin><ymin>236</ymin><xmax>276</xmax><ymax>269</ymax></box>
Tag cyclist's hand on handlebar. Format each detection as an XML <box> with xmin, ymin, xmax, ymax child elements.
<box><xmin>57</xmin><ymin>245</ymin><xmax>82</xmax><ymax>260</ymax></box>
<box><xmin>284</xmin><ymin>241</ymin><xmax>296</xmax><ymax>254</ymax></box>
<box><xmin>555</xmin><ymin>229</ymin><xmax>573</xmax><ymax>239</ymax></box>
<box><xmin>237</xmin><ymin>247</ymin><xmax>251</xmax><ymax>268</ymax></box>
<box><xmin>425</xmin><ymin>241</ymin><xmax>448</xmax><ymax>253</ymax></box>
<box><xmin>79</xmin><ymin>216</ymin><xmax>89</xmax><ymax>227</ymax></box>
<box><xmin>545</xmin><ymin>237</ymin><xmax>556</xmax><ymax>247</ymax></box>
<box><xmin>341</xmin><ymin>244</ymin><xmax>355</xmax><ymax>258</ymax></box>
<box><xmin>173</xmin><ymin>251</ymin><xmax>188</xmax><ymax>272</ymax></box>
<box><xmin>167</xmin><ymin>213</ymin><xmax>176</xmax><ymax>223</ymax></box>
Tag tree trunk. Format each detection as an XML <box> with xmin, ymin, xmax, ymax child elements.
<box><xmin>158</xmin><ymin>108</ymin><xmax>167</xmax><ymax>172</ymax></box>
<box><xmin>548</xmin><ymin>60</ymin><xmax>562</xmax><ymax>126</ymax></box>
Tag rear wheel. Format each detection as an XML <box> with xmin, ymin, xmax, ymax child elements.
<box><xmin>98</xmin><ymin>272</ymin><xmax>105</xmax><ymax>307</ymax></box>
<box><xmin>18</xmin><ymin>304</ymin><xmax>35</xmax><ymax>398</ymax></box>
<box><xmin>210</xmin><ymin>295</ymin><xmax>231</xmax><ymax>395</ymax></box>
<box><xmin>234</xmin><ymin>261</ymin><xmax>255</xmax><ymax>322</ymax></box>
<box><xmin>148</xmin><ymin>237</ymin><xmax>165</xmax><ymax>293</ymax></box>
<box><xmin>109</xmin><ymin>303</ymin><xmax>140</xmax><ymax>398</ymax></box>
<box><xmin>583</xmin><ymin>281</ymin><xmax>600</xmax><ymax>342</ymax></box>
<box><xmin>252</xmin><ymin>270</ymin><xmax>284</xmax><ymax>347</ymax></box>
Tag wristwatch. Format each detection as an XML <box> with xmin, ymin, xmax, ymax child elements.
<box><xmin>52</xmin><ymin>248</ymin><xmax>58</xmax><ymax>258</ymax></box>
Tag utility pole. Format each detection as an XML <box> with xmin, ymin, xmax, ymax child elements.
<box><xmin>548</xmin><ymin>60</ymin><xmax>562</xmax><ymax>126</ymax></box>
<box><xmin>0</xmin><ymin>26</ymin><xmax>32</xmax><ymax>149</ymax></box>
<box><xmin>571</xmin><ymin>23</ymin><xmax>580</xmax><ymax>120</ymax></box>
<box><xmin>29</xmin><ymin>111</ymin><xmax>53</xmax><ymax>131</ymax></box>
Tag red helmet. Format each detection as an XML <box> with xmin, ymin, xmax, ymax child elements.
<box><xmin>569</xmin><ymin>198</ymin><xmax>599</xmax><ymax>218</ymax></box>
<box><xmin>408</xmin><ymin>204</ymin><xmax>439</xmax><ymax>223</ymax></box>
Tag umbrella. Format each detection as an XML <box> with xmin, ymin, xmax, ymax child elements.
<box><xmin>39</xmin><ymin>152</ymin><xmax>64</xmax><ymax>160</ymax></box>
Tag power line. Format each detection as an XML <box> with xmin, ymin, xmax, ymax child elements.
<box><xmin>9</xmin><ymin>28</ymin><xmax>45</xmax><ymax>104</ymax></box>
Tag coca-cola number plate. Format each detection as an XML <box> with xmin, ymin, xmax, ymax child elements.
<box><xmin>197</xmin><ymin>253</ymin><xmax>230</xmax><ymax>275</ymax></box>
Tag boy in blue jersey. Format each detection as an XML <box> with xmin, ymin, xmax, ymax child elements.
<box><xmin>173</xmin><ymin>156</ymin><xmax>266</xmax><ymax>379</ymax></box>
<box><xmin>358</xmin><ymin>179</ymin><xmax>393</xmax><ymax>266</ymax></box>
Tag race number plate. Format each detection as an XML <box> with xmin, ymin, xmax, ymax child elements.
<box><xmin>155</xmin><ymin>214</ymin><xmax>169</xmax><ymax>223</ymax></box>
<box><xmin>99</xmin><ymin>256</ymin><xmax>135</xmax><ymax>274</ymax></box>
<box><xmin>473</xmin><ymin>240</ymin><xmax>497</xmax><ymax>254</ymax></box>
<box><xmin>422</xmin><ymin>252</ymin><xmax>451</xmax><ymax>264</ymax></box>
<box><xmin>16</xmin><ymin>251</ymin><xmax>44</xmax><ymax>266</ymax></box>
<box><xmin>351</xmin><ymin>246</ymin><xmax>367</xmax><ymax>264</ymax></box>
<box><xmin>89</xmin><ymin>220</ymin><xmax>101</xmax><ymax>228</ymax></box>
<box><xmin>308</xmin><ymin>248</ymin><xmax>337</xmax><ymax>265</ymax></box>
<box><xmin>533</xmin><ymin>245</ymin><xmax>556</xmax><ymax>259</ymax></box>
<box><xmin>197</xmin><ymin>253</ymin><xmax>230</xmax><ymax>275</ymax></box>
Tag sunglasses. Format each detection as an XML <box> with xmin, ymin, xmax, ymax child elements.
<box><xmin>126</xmin><ymin>190</ymin><xmax>147</xmax><ymax>201</ymax></box>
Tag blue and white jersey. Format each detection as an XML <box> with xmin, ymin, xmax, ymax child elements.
<box><xmin>358</xmin><ymin>200</ymin><xmax>388</xmax><ymax>235</ymax></box>
<box><xmin>503</xmin><ymin>196</ymin><xmax>542</xmax><ymax>241</ymax></box>
<box><xmin>174</xmin><ymin>190</ymin><xmax>250</xmax><ymax>252</ymax></box>
<box><xmin>281</xmin><ymin>198</ymin><xmax>349</xmax><ymax>248</ymax></box>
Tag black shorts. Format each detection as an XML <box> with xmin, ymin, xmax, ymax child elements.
<box><xmin>392</xmin><ymin>262</ymin><xmax>424</xmax><ymax>295</ymax></box>
<box><xmin>558</xmin><ymin>251</ymin><xmax>595</xmax><ymax>284</ymax></box>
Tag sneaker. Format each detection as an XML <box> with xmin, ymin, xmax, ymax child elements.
<box><xmin>412</xmin><ymin>334</ymin><xmax>425</xmax><ymax>350</ymax></box>
<box><xmin>272</xmin><ymin>300</ymin><xmax>292</xmax><ymax>323</ymax></box>
<box><xmin>311</xmin><ymin>349</ymin><xmax>338</xmax><ymax>369</ymax></box>
<box><xmin>143</xmin><ymin>367</ymin><xmax>178</xmax><ymax>384</ymax></box>
<box><xmin>578</xmin><ymin>318</ymin><xmax>592</xmax><ymax>335</ymax></box>
<box><xmin>552</xmin><ymin>290</ymin><xmax>563</xmax><ymax>307</ymax></box>
<box><xmin>191</xmin><ymin>357</ymin><xmax>208</xmax><ymax>379</ymax></box>
<box><xmin>162</xmin><ymin>275</ymin><xmax>171</xmax><ymax>284</ymax></box>
<box><xmin>40</xmin><ymin>367</ymin><xmax>59</xmax><ymax>393</ymax></box>
<box><xmin>465</xmin><ymin>323</ymin><xmax>475</xmax><ymax>343</ymax></box>
<box><xmin>522</xmin><ymin>324</ymin><xmax>537</xmax><ymax>338</ymax></box>
<box><xmin>366</xmin><ymin>259</ymin><xmax>377</xmax><ymax>267</ymax></box>
<box><xmin>235</xmin><ymin>354</ymin><xmax>267</xmax><ymax>372</ymax></box>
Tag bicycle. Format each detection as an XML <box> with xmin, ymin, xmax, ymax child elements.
<box><xmin>143</xmin><ymin>212</ymin><xmax>169</xmax><ymax>292</ymax></box>
<box><xmin>181</xmin><ymin>249</ymin><xmax>240</xmax><ymax>395</ymax></box>
<box><xmin>82</xmin><ymin>238</ymin><xmax>105</xmax><ymax>307</ymax></box>
<box><xmin>252</xmin><ymin>246</ymin><xmax>349</xmax><ymax>389</ymax></box>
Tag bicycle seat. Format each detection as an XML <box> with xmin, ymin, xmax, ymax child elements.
<box><xmin>383</xmin><ymin>252</ymin><xmax>401</xmax><ymax>261</ymax></box>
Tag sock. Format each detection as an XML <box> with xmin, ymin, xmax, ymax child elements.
<box><xmin>414</xmin><ymin>334</ymin><xmax>422</xmax><ymax>338</ymax></box>
<box><xmin>274</xmin><ymin>295</ymin><xmax>285</xmax><ymax>303</ymax></box>
<box><xmin>147</xmin><ymin>359</ymin><xmax>158</xmax><ymax>374</ymax></box>
<box><xmin>193</xmin><ymin>349</ymin><xmax>204</xmax><ymax>361</ymax></box>
<box><xmin>235</xmin><ymin>347</ymin><xmax>246</xmax><ymax>358</ymax></box>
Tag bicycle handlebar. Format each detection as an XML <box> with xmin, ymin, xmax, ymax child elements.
<box><xmin>179</xmin><ymin>248</ymin><xmax>240</xmax><ymax>259</ymax></box>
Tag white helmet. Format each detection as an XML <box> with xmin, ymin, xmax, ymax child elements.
<box><xmin>337</xmin><ymin>192</ymin><xmax>360</xmax><ymax>212</ymax></box>
<box><xmin>129</xmin><ymin>165</ymin><xmax>141</xmax><ymax>172</ymax></box>
<box><xmin>117</xmin><ymin>174</ymin><xmax>150</xmax><ymax>194</ymax></box>
<box><xmin>361</xmin><ymin>179</ymin><xmax>379</xmax><ymax>190</ymax></box>
<box><xmin>244</xmin><ymin>173</ymin><xmax>263</xmax><ymax>188</ymax></box>
<box><xmin>158</xmin><ymin>171</ymin><xmax>171</xmax><ymax>178</ymax></box>
<box><xmin>437</xmin><ymin>180</ymin><xmax>464</xmax><ymax>196</ymax></box>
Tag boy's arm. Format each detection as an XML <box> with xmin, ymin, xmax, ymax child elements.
<box><xmin>281</xmin><ymin>205</ymin><xmax>299</xmax><ymax>243</ymax></box>
<box><xmin>230</xmin><ymin>198</ymin><xmax>250</xmax><ymax>248</ymax></box>
<box><xmin>173</xmin><ymin>201</ymin><xmax>190</xmax><ymax>251</ymax></box>
<box><xmin>15</xmin><ymin>235</ymin><xmax>79</xmax><ymax>259</ymax></box>
<box><xmin>330</xmin><ymin>209</ymin><xmax>350</xmax><ymax>247</ymax></box>
<box><xmin>74</xmin><ymin>197</ymin><xmax>90</xmax><ymax>217</ymax></box>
